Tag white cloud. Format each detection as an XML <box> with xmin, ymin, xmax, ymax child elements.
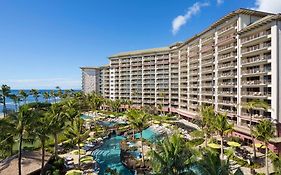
<box><xmin>172</xmin><ymin>2</ymin><xmax>209</xmax><ymax>35</ymax></box>
<box><xmin>0</xmin><ymin>78</ymin><xmax>81</xmax><ymax>89</ymax></box>
<box><xmin>253</xmin><ymin>0</ymin><xmax>281</xmax><ymax>13</ymax></box>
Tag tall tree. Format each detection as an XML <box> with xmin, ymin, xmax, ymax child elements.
<box><xmin>50</xmin><ymin>90</ymin><xmax>56</xmax><ymax>103</ymax></box>
<box><xmin>213</xmin><ymin>113</ymin><xmax>233</xmax><ymax>161</ymax></box>
<box><xmin>12</xmin><ymin>105</ymin><xmax>34</xmax><ymax>175</ymax></box>
<box><xmin>31</xmin><ymin>112</ymin><xmax>51</xmax><ymax>174</ymax></box>
<box><xmin>30</xmin><ymin>89</ymin><xmax>40</xmax><ymax>103</ymax></box>
<box><xmin>47</xmin><ymin>104</ymin><xmax>65</xmax><ymax>158</ymax></box>
<box><xmin>150</xmin><ymin>133</ymin><xmax>198</xmax><ymax>174</ymax></box>
<box><xmin>19</xmin><ymin>90</ymin><xmax>29</xmax><ymax>105</ymax></box>
<box><xmin>65</xmin><ymin>117</ymin><xmax>89</xmax><ymax>168</ymax></box>
<box><xmin>199</xmin><ymin>105</ymin><xmax>216</xmax><ymax>147</ymax></box>
<box><xmin>242</xmin><ymin>100</ymin><xmax>269</xmax><ymax>159</ymax></box>
<box><xmin>0</xmin><ymin>84</ymin><xmax>11</xmax><ymax>117</ymax></box>
<box><xmin>253</xmin><ymin>119</ymin><xmax>275</xmax><ymax>175</ymax></box>
<box><xmin>43</xmin><ymin>92</ymin><xmax>50</xmax><ymax>103</ymax></box>
<box><xmin>128</xmin><ymin>109</ymin><xmax>149</xmax><ymax>165</ymax></box>
<box><xmin>10</xmin><ymin>94</ymin><xmax>20</xmax><ymax>112</ymax></box>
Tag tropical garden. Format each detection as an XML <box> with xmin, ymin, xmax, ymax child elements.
<box><xmin>0</xmin><ymin>84</ymin><xmax>280</xmax><ymax>175</ymax></box>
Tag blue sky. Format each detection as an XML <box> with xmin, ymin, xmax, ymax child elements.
<box><xmin>0</xmin><ymin>0</ymin><xmax>280</xmax><ymax>89</ymax></box>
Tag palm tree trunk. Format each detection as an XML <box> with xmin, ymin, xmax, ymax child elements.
<box><xmin>54</xmin><ymin>133</ymin><xmax>58</xmax><ymax>159</ymax></box>
<box><xmin>78</xmin><ymin>143</ymin><xmax>81</xmax><ymax>168</ymax></box>
<box><xmin>18</xmin><ymin>132</ymin><xmax>23</xmax><ymax>175</ymax></box>
<box><xmin>265</xmin><ymin>144</ymin><xmax>269</xmax><ymax>175</ymax></box>
<box><xmin>41</xmin><ymin>139</ymin><xmax>45</xmax><ymax>175</ymax></box>
<box><xmin>220</xmin><ymin>135</ymin><xmax>224</xmax><ymax>161</ymax></box>
<box><xmin>141</xmin><ymin>131</ymin><xmax>144</xmax><ymax>166</ymax></box>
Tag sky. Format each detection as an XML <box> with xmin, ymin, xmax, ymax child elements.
<box><xmin>0</xmin><ymin>0</ymin><xmax>280</xmax><ymax>90</ymax></box>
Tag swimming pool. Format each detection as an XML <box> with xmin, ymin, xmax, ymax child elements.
<box><xmin>92</xmin><ymin>127</ymin><xmax>157</xmax><ymax>175</ymax></box>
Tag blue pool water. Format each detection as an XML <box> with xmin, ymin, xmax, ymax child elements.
<box><xmin>92</xmin><ymin>128</ymin><xmax>157</xmax><ymax>175</ymax></box>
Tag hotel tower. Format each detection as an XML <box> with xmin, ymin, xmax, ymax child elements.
<box><xmin>81</xmin><ymin>9</ymin><xmax>281</xmax><ymax>153</ymax></box>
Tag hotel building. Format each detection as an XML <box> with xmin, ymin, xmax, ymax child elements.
<box><xmin>81</xmin><ymin>8</ymin><xmax>281</xmax><ymax>153</ymax></box>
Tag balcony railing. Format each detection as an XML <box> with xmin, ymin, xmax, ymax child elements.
<box><xmin>241</xmin><ymin>91</ymin><xmax>271</xmax><ymax>97</ymax></box>
<box><xmin>241</xmin><ymin>30</ymin><xmax>271</xmax><ymax>44</ymax></box>
<box><xmin>218</xmin><ymin>53</ymin><xmax>237</xmax><ymax>61</ymax></box>
<box><xmin>241</xmin><ymin>80</ymin><xmax>271</xmax><ymax>86</ymax></box>
<box><xmin>218</xmin><ymin>63</ymin><xmax>236</xmax><ymax>69</ymax></box>
<box><xmin>242</xmin><ymin>55</ymin><xmax>270</xmax><ymax>65</ymax></box>
<box><xmin>241</xmin><ymin>68</ymin><xmax>271</xmax><ymax>75</ymax></box>
<box><xmin>242</xmin><ymin>42</ymin><xmax>271</xmax><ymax>54</ymax></box>
<box><xmin>218</xmin><ymin>82</ymin><xmax>237</xmax><ymax>86</ymax></box>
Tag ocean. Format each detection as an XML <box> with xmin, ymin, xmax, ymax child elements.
<box><xmin>0</xmin><ymin>89</ymin><xmax>80</xmax><ymax>114</ymax></box>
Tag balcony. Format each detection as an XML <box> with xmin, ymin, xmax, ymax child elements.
<box><xmin>218</xmin><ymin>23</ymin><xmax>236</xmax><ymax>35</ymax></box>
<box><xmin>201</xmin><ymin>98</ymin><xmax>214</xmax><ymax>103</ymax></box>
<box><xmin>218</xmin><ymin>43</ymin><xmax>236</xmax><ymax>54</ymax></box>
<box><xmin>241</xmin><ymin>91</ymin><xmax>271</xmax><ymax>98</ymax></box>
<box><xmin>241</xmin><ymin>55</ymin><xmax>270</xmax><ymax>66</ymax></box>
<box><xmin>201</xmin><ymin>83</ymin><xmax>213</xmax><ymax>87</ymax></box>
<box><xmin>218</xmin><ymin>81</ymin><xmax>237</xmax><ymax>87</ymax></box>
<box><xmin>201</xmin><ymin>59</ymin><xmax>214</xmax><ymax>66</ymax></box>
<box><xmin>242</xmin><ymin>42</ymin><xmax>271</xmax><ymax>56</ymax></box>
<box><xmin>241</xmin><ymin>30</ymin><xmax>271</xmax><ymax>45</ymax></box>
<box><xmin>218</xmin><ymin>72</ymin><xmax>236</xmax><ymax>78</ymax></box>
<box><xmin>218</xmin><ymin>53</ymin><xmax>237</xmax><ymax>61</ymax></box>
<box><xmin>241</xmin><ymin>68</ymin><xmax>271</xmax><ymax>76</ymax></box>
<box><xmin>218</xmin><ymin>100</ymin><xmax>237</xmax><ymax>106</ymax></box>
<box><xmin>201</xmin><ymin>91</ymin><xmax>213</xmax><ymax>95</ymax></box>
<box><xmin>241</xmin><ymin>80</ymin><xmax>271</xmax><ymax>86</ymax></box>
<box><xmin>201</xmin><ymin>45</ymin><xmax>214</xmax><ymax>53</ymax></box>
<box><xmin>201</xmin><ymin>75</ymin><xmax>213</xmax><ymax>81</ymax></box>
<box><xmin>217</xmin><ymin>34</ymin><xmax>236</xmax><ymax>46</ymax></box>
<box><xmin>218</xmin><ymin>91</ymin><xmax>237</xmax><ymax>96</ymax></box>
<box><xmin>218</xmin><ymin>63</ymin><xmax>236</xmax><ymax>70</ymax></box>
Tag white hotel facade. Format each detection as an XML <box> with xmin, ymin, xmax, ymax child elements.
<box><xmin>81</xmin><ymin>9</ymin><xmax>281</xmax><ymax>153</ymax></box>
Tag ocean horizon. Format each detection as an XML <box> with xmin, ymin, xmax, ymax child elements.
<box><xmin>0</xmin><ymin>89</ymin><xmax>80</xmax><ymax>113</ymax></box>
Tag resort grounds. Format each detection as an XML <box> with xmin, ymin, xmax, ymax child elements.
<box><xmin>0</xmin><ymin>84</ymin><xmax>281</xmax><ymax>175</ymax></box>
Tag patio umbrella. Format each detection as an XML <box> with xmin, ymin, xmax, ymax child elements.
<box><xmin>227</xmin><ymin>141</ymin><xmax>241</xmax><ymax>147</ymax></box>
<box><xmin>65</xmin><ymin>169</ymin><xmax>83</xmax><ymax>175</ymax></box>
<box><xmin>207</xmin><ymin>143</ymin><xmax>221</xmax><ymax>149</ymax></box>
<box><xmin>255</xmin><ymin>143</ymin><xmax>266</xmax><ymax>149</ymax></box>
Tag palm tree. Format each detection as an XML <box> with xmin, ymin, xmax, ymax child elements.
<box><xmin>253</xmin><ymin>119</ymin><xmax>275</xmax><ymax>175</ymax></box>
<box><xmin>50</xmin><ymin>90</ymin><xmax>56</xmax><ymax>103</ymax></box>
<box><xmin>19</xmin><ymin>90</ymin><xmax>29</xmax><ymax>104</ymax></box>
<box><xmin>55</xmin><ymin>86</ymin><xmax>63</xmax><ymax>99</ymax></box>
<box><xmin>242</xmin><ymin>100</ymin><xmax>269</xmax><ymax>159</ymax></box>
<box><xmin>0</xmin><ymin>118</ymin><xmax>16</xmax><ymax>157</ymax></box>
<box><xmin>10</xmin><ymin>94</ymin><xmax>20</xmax><ymax>112</ymax></box>
<box><xmin>66</xmin><ymin>117</ymin><xmax>89</xmax><ymax>168</ymax></box>
<box><xmin>64</xmin><ymin>99</ymin><xmax>80</xmax><ymax>124</ymax></box>
<box><xmin>0</xmin><ymin>84</ymin><xmax>11</xmax><ymax>117</ymax></box>
<box><xmin>213</xmin><ymin>113</ymin><xmax>233</xmax><ymax>161</ymax></box>
<box><xmin>150</xmin><ymin>133</ymin><xmax>198</xmax><ymax>174</ymax></box>
<box><xmin>126</xmin><ymin>109</ymin><xmax>137</xmax><ymax>140</ymax></box>
<box><xmin>30</xmin><ymin>89</ymin><xmax>40</xmax><ymax>103</ymax></box>
<box><xmin>128</xmin><ymin>109</ymin><xmax>149</xmax><ymax>165</ymax></box>
<box><xmin>199</xmin><ymin>105</ymin><xmax>216</xmax><ymax>147</ymax></box>
<box><xmin>47</xmin><ymin>104</ymin><xmax>65</xmax><ymax>158</ymax></box>
<box><xmin>12</xmin><ymin>105</ymin><xmax>34</xmax><ymax>175</ymax></box>
<box><xmin>43</xmin><ymin>92</ymin><xmax>50</xmax><ymax>103</ymax></box>
<box><xmin>31</xmin><ymin>112</ymin><xmax>51</xmax><ymax>174</ymax></box>
<box><xmin>88</xmin><ymin>93</ymin><xmax>103</xmax><ymax>116</ymax></box>
<box><xmin>270</xmin><ymin>151</ymin><xmax>281</xmax><ymax>175</ymax></box>
<box><xmin>190</xmin><ymin>150</ymin><xmax>244</xmax><ymax>175</ymax></box>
